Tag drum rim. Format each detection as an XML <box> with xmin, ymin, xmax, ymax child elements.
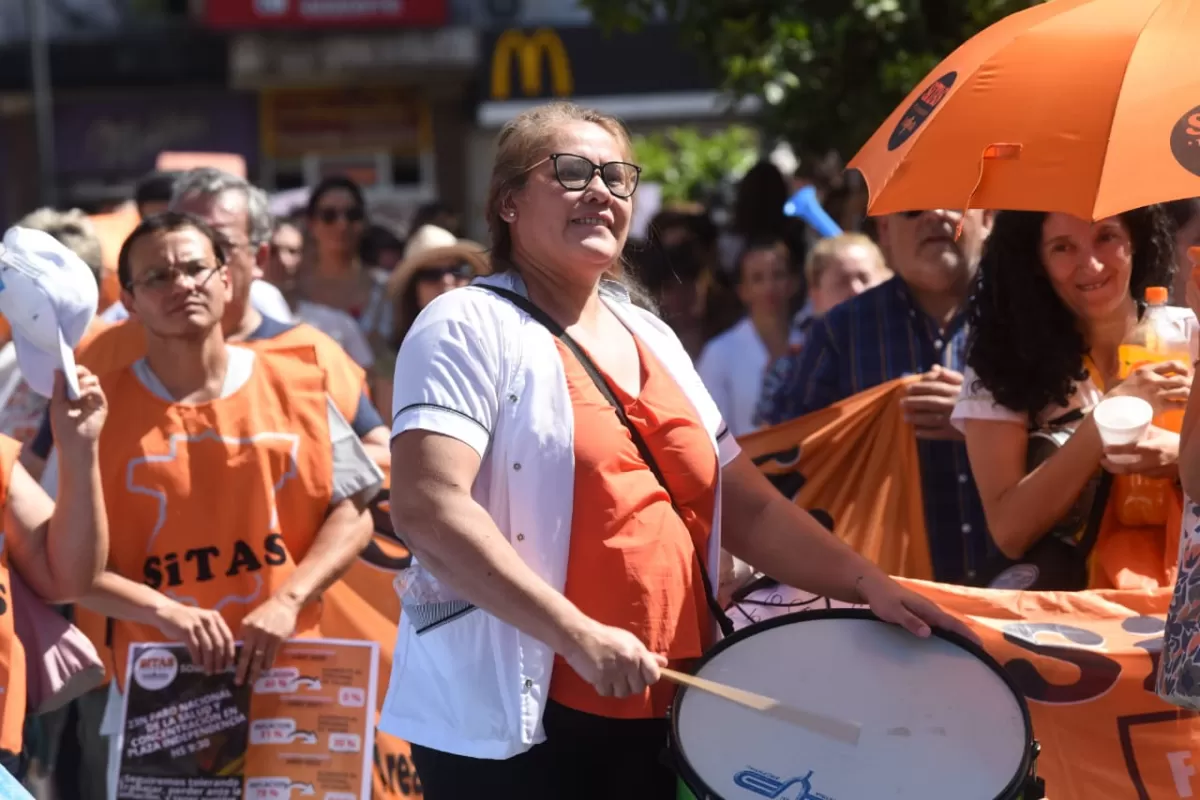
<box><xmin>669</xmin><ymin>607</ymin><xmax>1036</xmax><ymax>800</ymax></box>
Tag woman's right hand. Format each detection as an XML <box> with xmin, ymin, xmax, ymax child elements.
<box><xmin>1109</xmin><ymin>361</ymin><xmax>1192</xmax><ymax>414</ymax></box>
<box><xmin>153</xmin><ymin>601</ymin><xmax>238</xmax><ymax>676</ymax></box>
<box><xmin>563</xmin><ymin>619</ymin><xmax>667</xmax><ymax>698</ymax></box>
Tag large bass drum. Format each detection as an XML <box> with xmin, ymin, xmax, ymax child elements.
<box><xmin>670</xmin><ymin>609</ymin><xmax>1045</xmax><ymax>800</ymax></box>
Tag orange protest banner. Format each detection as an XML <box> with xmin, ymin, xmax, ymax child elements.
<box><xmin>739</xmin><ymin>377</ymin><xmax>1181</xmax><ymax>590</ymax></box>
<box><xmin>909</xmin><ymin>582</ymin><xmax>1193</xmax><ymax>800</ymax></box>
<box><xmin>739</xmin><ymin>377</ymin><xmax>933</xmax><ymax>579</ymax></box>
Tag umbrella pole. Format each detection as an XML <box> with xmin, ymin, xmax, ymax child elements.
<box><xmin>29</xmin><ymin>0</ymin><xmax>57</xmax><ymax>209</ymax></box>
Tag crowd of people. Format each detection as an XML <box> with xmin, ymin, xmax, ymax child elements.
<box><xmin>0</xmin><ymin>97</ymin><xmax>1195</xmax><ymax>799</ymax></box>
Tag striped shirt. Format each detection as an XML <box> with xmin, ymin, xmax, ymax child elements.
<box><xmin>763</xmin><ymin>276</ymin><xmax>994</xmax><ymax>585</ymax></box>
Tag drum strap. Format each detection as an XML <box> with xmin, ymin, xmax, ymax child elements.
<box><xmin>479</xmin><ymin>284</ymin><xmax>737</xmax><ymax>638</ymax></box>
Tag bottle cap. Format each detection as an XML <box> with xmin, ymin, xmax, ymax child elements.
<box><xmin>1145</xmin><ymin>286</ymin><xmax>1169</xmax><ymax>304</ymax></box>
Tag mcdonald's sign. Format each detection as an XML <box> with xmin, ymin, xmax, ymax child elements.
<box><xmin>490</xmin><ymin>28</ymin><xmax>574</xmax><ymax>101</ymax></box>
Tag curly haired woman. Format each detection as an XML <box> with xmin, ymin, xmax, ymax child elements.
<box><xmin>951</xmin><ymin>208</ymin><xmax>1195</xmax><ymax>586</ymax></box>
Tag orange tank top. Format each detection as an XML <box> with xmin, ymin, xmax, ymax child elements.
<box><xmin>98</xmin><ymin>350</ymin><xmax>334</xmax><ymax>691</ymax></box>
<box><xmin>548</xmin><ymin>336</ymin><xmax>718</xmax><ymax>719</ymax></box>
<box><xmin>0</xmin><ymin>435</ymin><xmax>26</xmax><ymax>754</ymax></box>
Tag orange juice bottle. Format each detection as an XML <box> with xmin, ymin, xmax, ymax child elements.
<box><xmin>1114</xmin><ymin>286</ymin><xmax>1189</xmax><ymax>526</ymax></box>
<box><xmin>1118</xmin><ymin>286</ymin><xmax>1190</xmax><ymax>430</ymax></box>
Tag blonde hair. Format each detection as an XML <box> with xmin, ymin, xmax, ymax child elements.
<box><xmin>486</xmin><ymin>102</ymin><xmax>634</xmax><ymax>266</ymax></box>
<box><xmin>804</xmin><ymin>233</ymin><xmax>887</xmax><ymax>289</ymax></box>
<box><xmin>17</xmin><ymin>207</ymin><xmax>104</xmax><ymax>285</ymax></box>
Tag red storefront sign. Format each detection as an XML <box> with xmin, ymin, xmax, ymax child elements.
<box><xmin>203</xmin><ymin>0</ymin><xmax>447</xmax><ymax>28</ymax></box>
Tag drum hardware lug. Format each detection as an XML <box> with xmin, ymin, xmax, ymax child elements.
<box><xmin>1027</xmin><ymin>739</ymin><xmax>1047</xmax><ymax>799</ymax></box>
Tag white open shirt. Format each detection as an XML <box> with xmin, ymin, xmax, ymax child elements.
<box><xmin>383</xmin><ymin>271</ymin><xmax>740</xmax><ymax>759</ymax></box>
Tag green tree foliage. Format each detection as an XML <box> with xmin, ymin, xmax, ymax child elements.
<box><xmin>583</xmin><ymin>0</ymin><xmax>1042</xmax><ymax>159</ymax></box>
<box><xmin>632</xmin><ymin>126</ymin><xmax>760</xmax><ymax>204</ymax></box>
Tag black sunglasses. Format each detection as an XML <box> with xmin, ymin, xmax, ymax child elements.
<box><xmin>416</xmin><ymin>264</ymin><xmax>471</xmax><ymax>282</ymax></box>
<box><xmin>548</xmin><ymin>153</ymin><xmax>641</xmax><ymax>199</ymax></box>
<box><xmin>898</xmin><ymin>209</ymin><xmax>964</xmax><ymax>219</ymax></box>
<box><xmin>317</xmin><ymin>207</ymin><xmax>365</xmax><ymax>224</ymax></box>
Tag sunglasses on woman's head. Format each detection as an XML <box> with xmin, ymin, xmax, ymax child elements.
<box><xmin>416</xmin><ymin>264</ymin><xmax>471</xmax><ymax>282</ymax></box>
<box><xmin>547</xmin><ymin>153</ymin><xmax>642</xmax><ymax>199</ymax></box>
<box><xmin>317</xmin><ymin>207</ymin><xmax>365</xmax><ymax>224</ymax></box>
<box><xmin>898</xmin><ymin>209</ymin><xmax>963</xmax><ymax>219</ymax></box>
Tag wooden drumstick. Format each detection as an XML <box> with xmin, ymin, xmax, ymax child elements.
<box><xmin>661</xmin><ymin>667</ymin><xmax>862</xmax><ymax>746</ymax></box>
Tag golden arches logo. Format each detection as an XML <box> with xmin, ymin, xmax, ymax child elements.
<box><xmin>490</xmin><ymin>28</ymin><xmax>574</xmax><ymax>101</ymax></box>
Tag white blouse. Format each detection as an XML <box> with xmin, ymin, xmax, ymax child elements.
<box><xmin>383</xmin><ymin>271</ymin><xmax>740</xmax><ymax>760</ymax></box>
<box><xmin>952</xmin><ymin>367</ymin><xmax>1103</xmax><ymax>434</ymax></box>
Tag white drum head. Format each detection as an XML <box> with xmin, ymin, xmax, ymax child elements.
<box><xmin>673</xmin><ymin>612</ymin><xmax>1031</xmax><ymax>800</ymax></box>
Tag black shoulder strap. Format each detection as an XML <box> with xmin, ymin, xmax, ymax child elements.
<box><xmin>1026</xmin><ymin>404</ymin><xmax>1111</xmax><ymax>557</ymax></box>
<box><xmin>479</xmin><ymin>284</ymin><xmax>736</xmax><ymax>637</ymax></box>
<box><xmin>1078</xmin><ymin>471</ymin><xmax>1114</xmax><ymax>558</ymax></box>
<box><xmin>1027</xmin><ymin>407</ymin><xmax>1085</xmax><ymax>434</ymax></box>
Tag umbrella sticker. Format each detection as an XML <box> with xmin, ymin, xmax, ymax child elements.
<box><xmin>887</xmin><ymin>71</ymin><xmax>958</xmax><ymax>152</ymax></box>
<box><xmin>1171</xmin><ymin>105</ymin><xmax>1200</xmax><ymax>177</ymax></box>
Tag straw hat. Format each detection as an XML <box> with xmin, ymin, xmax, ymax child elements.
<box><xmin>386</xmin><ymin>224</ymin><xmax>491</xmax><ymax>299</ymax></box>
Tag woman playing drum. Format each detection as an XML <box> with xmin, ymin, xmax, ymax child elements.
<box><xmin>384</xmin><ymin>101</ymin><xmax>971</xmax><ymax>800</ymax></box>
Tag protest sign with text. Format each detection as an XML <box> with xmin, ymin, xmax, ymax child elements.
<box><xmin>117</xmin><ymin>638</ymin><xmax>377</xmax><ymax>800</ymax></box>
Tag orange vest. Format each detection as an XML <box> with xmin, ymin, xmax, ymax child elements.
<box><xmin>0</xmin><ymin>435</ymin><xmax>25</xmax><ymax>754</ymax></box>
<box><xmin>97</xmin><ymin>350</ymin><xmax>334</xmax><ymax>691</ymax></box>
<box><xmin>73</xmin><ymin>322</ymin><xmax>369</xmax><ymax>685</ymax></box>
<box><xmin>77</xmin><ymin>319</ymin><xmax>367</xmax><ymax>425</ymax></box>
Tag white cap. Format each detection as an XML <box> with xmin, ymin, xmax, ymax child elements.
<box><xmin>0</xmin><ymin>227</ymin><xmax>98</xmax><ymax>400</ymax></box>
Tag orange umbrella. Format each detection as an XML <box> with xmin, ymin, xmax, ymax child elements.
<box><xmin>847</xmin><ymin>0</ymin><xmax>1200</xmax><ymax>222</ymax></box>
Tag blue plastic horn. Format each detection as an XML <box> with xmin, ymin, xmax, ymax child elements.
<box><xmin>783</xmin><ymin>185</ymin><xmax>843</xmax><ymax>238</ymax></box>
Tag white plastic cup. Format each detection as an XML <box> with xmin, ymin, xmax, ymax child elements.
<box><xmin>1093</xmin><ymin>396</ymin><xmax>1153</xmax><ymax>463</ymax></box>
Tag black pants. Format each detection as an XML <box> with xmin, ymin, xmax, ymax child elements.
<box><xmin>0</xmin><ymin>748</ymin><xmax>26</xmax><ymax>783</ymax></box>
<box><xmin>411</xmin><ymin>701</ymin><xmax>678</xmax><ymax>800</ymax></box>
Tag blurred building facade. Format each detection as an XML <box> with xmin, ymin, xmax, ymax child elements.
<box><xmin>0</xmin><ymin>0</ymin><xmax>753</xmax><ymax>232</ymax></box>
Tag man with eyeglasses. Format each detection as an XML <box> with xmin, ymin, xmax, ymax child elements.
<box><xmin>75</xmin><ymin>212</ymin><xmax>381</xmax><ymax>800</ymax></box>
<box><xmin>100</xmin><ymin>170</ymin><xmax>293</xmax><ymax>327</ymax></box>
<box><xmin>761</xmin><ymin>208</ymin><xmax>998</xmax><ymax>587</ymax></box>
<box><xmin>24</xmin><ymin>169</ymin><xmax>391</xmax><ymax>477</ymax></box>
